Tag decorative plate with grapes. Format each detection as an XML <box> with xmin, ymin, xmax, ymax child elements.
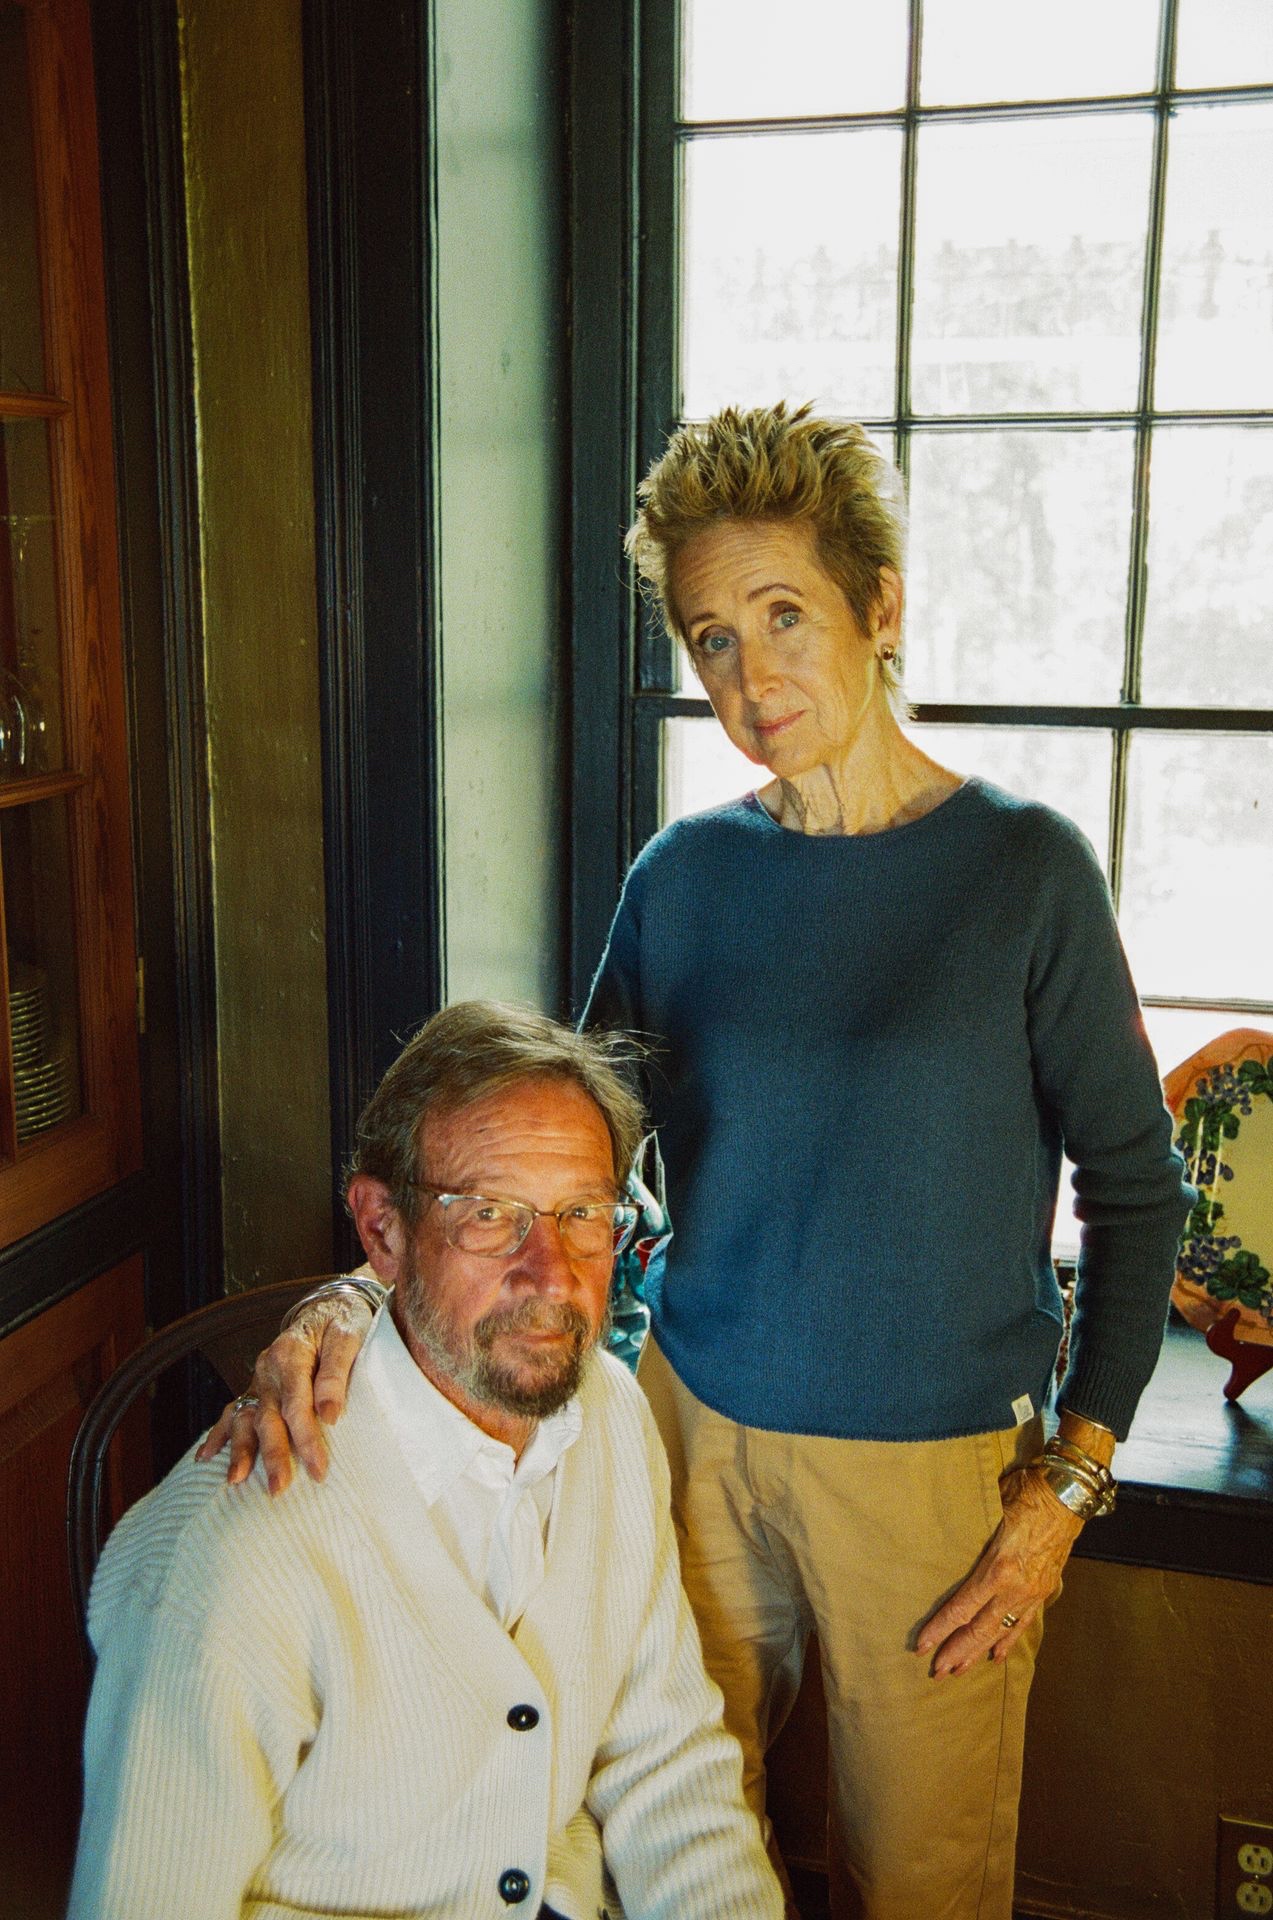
<box><xmin>1166</xmin><ymin>1029</ymin><xmax>1273</xmax><ymax>1348</ymax></box>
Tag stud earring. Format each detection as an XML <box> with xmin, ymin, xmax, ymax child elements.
<box><xmin>878</xmin><ymin>643</ymin><xmax>897</xmax><ymax>663</ymax></box>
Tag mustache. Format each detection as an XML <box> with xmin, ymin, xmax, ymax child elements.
<box><xmin>473</xmin><ymin>1299</ymin><xmax>593</xmax><ymax>1348</ymax></box>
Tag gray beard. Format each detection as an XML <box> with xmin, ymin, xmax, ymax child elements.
<box><xmin>399</xmin><ymin>1270</ymin><xmax>606</xmax><ymax>1420</ymax></box>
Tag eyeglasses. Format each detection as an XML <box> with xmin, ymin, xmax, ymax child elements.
<box><xmin>411</xmin><ymin>1184</ymin><xmax>640</xmax><ymax>1260</ymax></box>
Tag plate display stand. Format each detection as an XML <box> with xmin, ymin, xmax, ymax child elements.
<box><xmin>1202</xmin><ymin>1308</ymin><xmax>1273</xmax><ymax>1404</ymax></box>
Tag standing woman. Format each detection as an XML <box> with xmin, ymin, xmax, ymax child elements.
<box><xmin>211</xmin><ymin>405</ymin><xmax>1191</xmax><ymax>1920</ymax></box>
<box><xmin>574</xmin><ymin>405</ymin><xmax>1189</xmax><ymax>1917</ymax></box>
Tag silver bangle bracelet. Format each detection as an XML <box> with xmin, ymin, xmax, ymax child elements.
<box><xmin>1030</xmin><ymin>1451</ymin><xmax>1117</xmax><ymax>1521</ymax></box>
<box><xmin>1045</xmin><ymin>1437</ymin><xmax>1117</xmax><ymax>1498</ymax></box>
<box><xmin>279</xmin><ymin>1275</ymin><xmax>387</xmax><ymax>1333</ymax></box>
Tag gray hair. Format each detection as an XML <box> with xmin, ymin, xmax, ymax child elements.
<box><xmin>347</xmin><ymin>999</ymin><xmax>646</xmax><ymax>1225</ymax></box>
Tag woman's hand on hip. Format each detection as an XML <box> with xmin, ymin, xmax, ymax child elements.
<box><xmin>194</xmin><ymin>1292</ymin><xmax>375</xmax><ymax>1494</ymax></box>
<box><xmin>913</xmin><ymin>1463</ymin><xmax>1084</xmax><ymax>1678</ymax></box>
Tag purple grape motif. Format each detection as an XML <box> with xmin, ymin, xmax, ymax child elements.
<box><xmin>1174</xmin><ymin>1051</ymin><xmax>1273</xmax><ymax>1323</ymax></box>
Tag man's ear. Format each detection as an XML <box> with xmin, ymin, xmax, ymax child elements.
<box><xmin>347</xmin><ymin>1175</ymin><xmax>408</xmax><ymax>1284</ymax></box>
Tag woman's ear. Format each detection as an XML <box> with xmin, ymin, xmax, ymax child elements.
<box><xmin>872</xmin><ymin>566</ymin><xmax>904</xmax><ymax>646</ymax></box>
<box><xmin>346</xmin><ymin>1175</ymin><xmax>407</xmax><ymax>1283</ymax></box>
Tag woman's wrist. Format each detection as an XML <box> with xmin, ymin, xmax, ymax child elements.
<box><xmin>1028</xmin><ymin>1433</ymin><xmax>1118</xmax><ymax>1523</ymax></box>
<box><xmin>279</xmin><ymin>1274</ymin><xmax>387</xmax><ymax>1333</ymax></box>
<box><xmin>1055</xmin><ymin>1408</ymin><xmax>1117</xmax><ymax>1468</ymax></box>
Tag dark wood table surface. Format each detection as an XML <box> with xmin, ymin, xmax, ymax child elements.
<box><xmin>1068</xmin><ymin>1316</ymin><xmax>1273</xmax><ymax>1583</ymax></box>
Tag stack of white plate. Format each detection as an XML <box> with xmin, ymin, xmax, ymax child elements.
<box><xmin>9</xmin><ymin>975</ymin><xmax>74</xmax><ymax>1142</ymax></box>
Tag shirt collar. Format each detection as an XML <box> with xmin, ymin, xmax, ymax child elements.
<box><xmin>359</xmin><ymin>1295</ymin><xmax>583</xmax><ymax>1508</ymax></box>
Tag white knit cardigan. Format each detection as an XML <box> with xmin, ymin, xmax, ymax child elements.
<box><xmin>69</xmin><ymin>1345</ymin><xmax>780</xmax><ymax>1920</ymax></box>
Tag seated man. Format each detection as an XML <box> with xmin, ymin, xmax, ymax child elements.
<box><xmin>70</xmin><ymin>1001</ymin><xmax>781</xmax><ymax>1920</ymax></box>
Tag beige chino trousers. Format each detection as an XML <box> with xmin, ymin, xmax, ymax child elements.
<box><xmin>639</xmin><ymin>1334</ymin><xmax>1044</xmax><ymax>1920</ymax></box>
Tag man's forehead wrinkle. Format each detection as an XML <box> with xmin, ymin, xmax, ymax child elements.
<box><xmin>429</xmin><ymin>1144</ymin><xmax>616</xmax><ymax>1194</ymax></box>
<box><xmin>418</xmin><ymin>1087</ymin><xmax>614</xmax><ymax>1198</ymax></box>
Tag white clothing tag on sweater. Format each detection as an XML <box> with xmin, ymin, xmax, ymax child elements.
<box><xmin>1011</xmin><ymin>1393</ymin><xmax>1035</xmax><ymax>1425</ymax></box>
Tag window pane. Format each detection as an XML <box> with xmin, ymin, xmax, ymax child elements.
<box><xmin>1141</xmin><ymin>427</ymin><xmax>1273</xmax><ymax>709</ymax></box>
<box><xmin>1119</xmin><ymin>733</ymin><xmax>1273</xmax><ymax>1002</ymax></box>
<box><xmin>921</xmin><ymin>0</ymin><xmax>1158</xmax><ymax>105</ymax></box>
<box><xmin>911</xmin><ymin>115</ymin><xmax>1153</xmax><ymax>414</ymax></box>
<box><xmin>1176</xmin><ymin>0</ymin><xmax>1273</xmax><ymax>89</ymax></box>
<box><xmin>0</xmin><ymin>418</ymin><xmax>64</xmax><ymax>774</ymax></box>
<box><xmin>903</xmin><ymin>724</ymin><xmax>1111</xmax><ymax>863</ymax></box>
<box><xmin>0</xmin><ymin>3</ymin><xmax>46</xmax><ymax>395</ymax></box>
<box><xmin>1156</xmin><ymin>104</ymin><xmax>1273</xmax><ymax>410</ymax></box>
<box><xmin>663</xmin><ymin>715</ymin><xmax>762</xmax><ymax>823</ymax></box>
<box><xmin>681</xmin><ymin>129</ymin><xmax>902</xmax><ymax>420</ymax></box>
<box><xmin>682</xmin><ymin>0</ymin><xmax>908</xmax><ymax>121</ymax></box>
<box><xmin>2</xmin><ymin>797</ymin><xmax>84</xmax><ymax>1145</ymax></box>
<box><xmin>1141</xmin><ymin>1005</ymin><xmax>1260</xmax><ymax>1081</ymax></box>
<box><xmin>905</xmin><ymin>429</ymin><xmax>1133</xmax><ymax>704</ymax></box>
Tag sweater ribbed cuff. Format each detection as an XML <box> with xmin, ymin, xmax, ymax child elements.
<box><xmin>1055</xmin><ymin>1350</ymin><xmax>1151</xmax><ymax>1443</ymax></box>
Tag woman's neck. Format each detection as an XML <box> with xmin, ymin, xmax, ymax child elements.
<box><xmin>758</xmin><ymin>713</ymin><xmax>963</xmax><ymax>837</ymax></box>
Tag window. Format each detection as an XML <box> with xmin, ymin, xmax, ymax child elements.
<box><xmin>620</xmin><ymin>0</ymin><xmax>1273</xmax><ymax>1104</ymax></box>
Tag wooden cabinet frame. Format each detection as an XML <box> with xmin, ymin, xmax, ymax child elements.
<box><xmin>0</xmin><ymin>0</ymin><xmax>141</xmax><ymax>1247</ymax></box>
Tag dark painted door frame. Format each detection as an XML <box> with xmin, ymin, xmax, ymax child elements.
<box><xmin>304</xmin><ymin>0</ymin><xmax>445</xmax><ymax>1254</ymax></box>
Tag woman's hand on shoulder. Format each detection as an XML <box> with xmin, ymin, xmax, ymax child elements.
<box><xmin>195</xmin><ymin>1291</ymin><xmax>376</xmax><ymax>1495</ymax></box>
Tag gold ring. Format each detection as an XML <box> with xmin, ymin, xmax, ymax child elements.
<box><xmin>1000</xmin><ymin>1611</ymin><xmax>1020</xmax><ymax>1630</ymax></box>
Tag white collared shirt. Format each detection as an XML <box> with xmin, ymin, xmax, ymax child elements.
<box><xmin>359</xmin><ymin>1301</ymin><xmax>583</xmax><ymax>1631</ymax></box>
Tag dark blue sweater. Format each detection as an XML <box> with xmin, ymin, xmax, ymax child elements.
<box><xmin>585</xmin><ymin>780</ymin><xmax>1192</xmax><ymax>1442</ymax></box>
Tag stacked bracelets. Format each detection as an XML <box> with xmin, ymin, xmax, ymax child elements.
<box><xmin>1030</xmin><ymin>1435</ymin><xmax>1118</xmax><ymax>1521</ymax></box>
<box><xmin>280</xmin><ymin>1274</ymin><xmax>388</xmax><ymax>1332</ymax></box>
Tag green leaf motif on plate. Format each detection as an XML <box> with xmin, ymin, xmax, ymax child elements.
<box><xmin>1174</xmin><ymin>1053</ymin><xmax>1273</xmax><ymax>1322</ymax></box>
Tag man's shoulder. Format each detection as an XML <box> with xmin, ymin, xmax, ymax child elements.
<box><xmin>574</xmin><ymin>1349</ymin><xmax>666</xmax><ymax>1483</ymax></box>
<box><xmin>89</xmin><ymin>1439</ymin><xmax>351</xmax><ymax>1650</ymax></box>
<box><xmin>578</xmin><ymin>1345</ymin><xmax>649</xmax><ymax>1419</ymax></box>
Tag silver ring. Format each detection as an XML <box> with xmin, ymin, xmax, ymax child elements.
<box><xmin>1000</xmin><ymin>1611</ymin><xmax>1020</xmax><ymax>1630</ymax></box>
<box><xmin>231</xmin><ymin>1393</ymin><xmax>260</xmax><ymax>1416</ymax></box>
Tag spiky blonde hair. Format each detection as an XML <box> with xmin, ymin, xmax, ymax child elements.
<box><xmin>626</xmin><ymin>402</ymin><xmax>909</xmax><ymax>713</ymax></box>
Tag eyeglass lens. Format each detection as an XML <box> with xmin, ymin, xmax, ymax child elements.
<box><xmin>441</xmin><ymin>1196</ymin><xmax>636</xmax><ymax>1258</ymax></box>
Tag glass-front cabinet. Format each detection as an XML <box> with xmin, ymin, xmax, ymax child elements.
<box><xmin>0</xmin><ymin>0</ymin><xmax>140</xmax><ymax>1247</ymax></box>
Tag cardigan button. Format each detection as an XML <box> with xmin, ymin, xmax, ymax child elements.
<box><xmin>507</xmin><ymin>1703</ymin><xmax>540</xmax><ymax>1731</ymax></box>
<box><xmin>498</xmin><ymin>1867</ymin><xmax>531</xmax><ymax>1903</ymax></box>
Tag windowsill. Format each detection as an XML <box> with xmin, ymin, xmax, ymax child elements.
<box><xmin>1065</xmin><ymin>1314</ymin><xmax>1273</xmax><ymax>1585</ymax></box>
